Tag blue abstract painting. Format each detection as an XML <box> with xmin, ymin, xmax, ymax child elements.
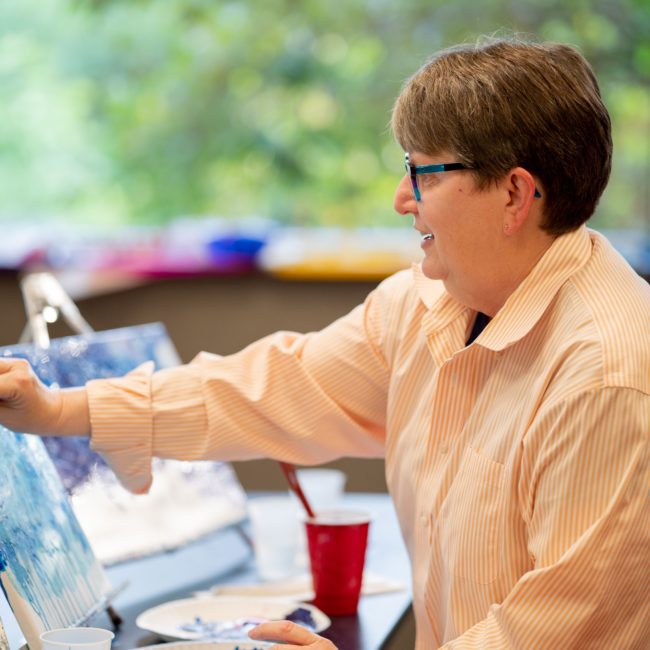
<box><xmin>0</xmin><ymin>324</ymin><xmax>246</xmax><ymax>564</ymax></box>
<box><xmin>0</xmin><ymin>323</ymin><xmax>180</xmax><ymax>492</ymax></box>
<box><xmin>0</xmin><ymin>429</ymin><xmax>112</xmax><ymax>650</ymax></box>
<box><xmin>0</xmin><ymin>323</ymin><xmax>247</xmax><ymax>648</ymax></box>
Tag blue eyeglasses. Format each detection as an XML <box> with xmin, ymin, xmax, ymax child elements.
<box><xmin>404</xmin><ymin>152</ymin><xmax>471</xmax><ymax>202</ymax></box>
<box><xmin>404</xmin><ymin>152</ymin><xmax>541</xmax><ymax>201</ymax></box>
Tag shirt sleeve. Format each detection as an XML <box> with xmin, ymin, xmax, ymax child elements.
<box><xmin>441</xmin><ymin>387</ymin><xmax>650</xmax><ymax>649</ymax></box>
<box><xmin>87</xmin><ymin>276</ymin><xmax>402</xmax><ymax>493</ymax></box>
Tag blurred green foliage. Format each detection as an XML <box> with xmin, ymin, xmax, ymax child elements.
<box><xmin>0</xmin><ymin>0</ymin><xmax>648</xmax><ymax>229</ymax></box>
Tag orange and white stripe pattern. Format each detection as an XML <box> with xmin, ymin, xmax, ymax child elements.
<box><xmin>88</xmin><ymin>226</ymin><xmax>650</xmax><ymax>648</ymax></box>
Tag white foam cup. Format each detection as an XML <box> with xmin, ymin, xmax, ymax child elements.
<box><xmin>40</xmin><ymin>627</ymin><xmax>114</xmax><ymax>650</ymax></box>
<box><xmin>247</xmin><ymin>496</ymin><xmax>301</xmax><ymax>581</ymax></box>
<box><xmin>294</xmin><ymin>469</ymin><xmax>346</xmax><ymax>511</ymax></box>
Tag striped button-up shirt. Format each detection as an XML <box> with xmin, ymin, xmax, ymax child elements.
<box><xmin>88</xmin><ymin>226</ymin><xmax>650</xmax><ymax>648</ymax></box>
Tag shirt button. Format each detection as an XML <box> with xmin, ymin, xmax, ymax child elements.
<box><xmin>439</xmin><ymin>441</ymin><xmax>449</xmax><ymax>454</ymax></box>
<box><xmin>419</xmin><ymin>514</ymin><xmax>429</xmax><ymax>527</ymax></box>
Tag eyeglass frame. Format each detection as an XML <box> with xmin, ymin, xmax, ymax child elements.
<box><xmin>404</xmin><ymin>152</ymin><xmax>541</xmax><ymax>201</ymax></box>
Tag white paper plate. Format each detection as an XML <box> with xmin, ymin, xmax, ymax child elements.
<box><xmin>135</xmin><ymin>595</ymin><xmax>330</xmax><ymax>642</ymax></box>
<box><xmin>135</xmin><ymin>641</ymin><xmax>273</xmax><ymax>650</ymax></box>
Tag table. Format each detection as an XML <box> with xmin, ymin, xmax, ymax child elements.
<box><xmin>102</xmin><ymin>493</ymin><xmax>412</xmax><ymax>650</ymax></box>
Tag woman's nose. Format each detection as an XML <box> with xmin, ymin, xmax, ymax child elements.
<box><xmin>393</xmin><ymin>174</ymin><xmax>418</xmax><ymax>216</ymax></box>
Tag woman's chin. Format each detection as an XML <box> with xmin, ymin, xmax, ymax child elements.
<box><xmin>421</xmin><ymin>256</ymin><xmax>445</xmax><ymax>280</ymax></box>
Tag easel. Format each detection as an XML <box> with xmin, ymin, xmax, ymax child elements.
<box><xmin>0</xmin><ymin>616</ymin><xmax>10</xmax><ymax>650</ymax></box>
<box><xmin>19</xmin><ymin>273</ymin><xmax>93</xmax><ymax>348</ymax></box>
<box><xmin>16</xmin><ymin>272</ymin><xmax>125</xmax><ymax>635</ymax></box>
<box><xmin>13</xmin><ymin>272</ymin><xmax>253</xmax><ymax>643</ymax></box>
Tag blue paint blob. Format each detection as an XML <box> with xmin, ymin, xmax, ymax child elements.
<box><xmin>178</xmin><ymin>607</ymin><xmax>316</xmax><ymax>641</ymax></box>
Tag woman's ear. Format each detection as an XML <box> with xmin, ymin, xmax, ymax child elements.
<box><xmin>502</xmin><ymin>167</ymin><xmax>538</xmax><ymax>235</ymax></box>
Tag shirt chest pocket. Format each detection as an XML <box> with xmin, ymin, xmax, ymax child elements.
<box><xmin>438</xmin><ymin>446</ymin><xmax>506</xmax><ymax>584</ymax></box>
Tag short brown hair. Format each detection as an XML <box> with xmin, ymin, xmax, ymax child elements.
<box><xmin>392</xmin><ymin>38</ymin><xmax>612</xmax><ymax>235</ymax></box>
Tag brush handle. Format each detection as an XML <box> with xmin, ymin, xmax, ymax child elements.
<box><xmin>279</xmin><ymin>461</ymin><xmax>316</xmax><ymax>519</ymax></box>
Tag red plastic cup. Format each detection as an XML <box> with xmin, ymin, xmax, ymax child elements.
<box><xmin>305</xmin><ymin>509</ymin><xmax>371</xmax><ymax>616</ymax></box>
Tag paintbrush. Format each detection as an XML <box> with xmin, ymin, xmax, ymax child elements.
<box><xmin>278</xmin><ymin>462</ymin><xmax>316</xmax><ymax>519</ymax></box>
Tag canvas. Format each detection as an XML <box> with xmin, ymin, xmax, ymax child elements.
<box><xmin>0</xmin><ymin>429</ymin><xmax>113</xmax><ymax>650</ymax></box>
<box><xmin>0</xmin><ymin>323</ymin><xmax>181</xmax><ymax>493</ymax></box>
<box><xmin>0</xmin><ymin>323</ymin><xmax>248</xmax><ymax>650</ymax></box>
<box><xmin>0</xmin><ymin>323</ymin><xmax>247</xmax><ymax>565</ymax></box>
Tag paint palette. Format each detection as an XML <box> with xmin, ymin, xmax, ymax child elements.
<box><xmin>138</xmin><ymin>641</ymin><xmax>273</xmax><ymax>650</ymax></box>
<box><xmin>135</xmin><ymin>596</ymin><xmax>330</xmax><ymax>642</ymax></box>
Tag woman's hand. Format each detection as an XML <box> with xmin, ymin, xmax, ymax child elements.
<box><xmin>0</xmin><ymin>358</ymin><xmax>89</xmax><ymax>436</ymax></box>
<box><xmin>249</xmin><ymin>621</ymin><xmax>338</xmax><ymax>649</ymax></box>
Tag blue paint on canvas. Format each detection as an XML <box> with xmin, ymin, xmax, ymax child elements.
<box><xmin>0</xmin><ymin>323</ymin><xmax>180</xmax><ymax>492</ymax></box>
<box><xmin>0</xmin><ymin>321</ymin><xmax>246</xmax><ymax>647</ymax></box>
<box><xmin>0</xmin><ymin>427</ymin><xmax>111</xmax><ymax>643</ymax></box>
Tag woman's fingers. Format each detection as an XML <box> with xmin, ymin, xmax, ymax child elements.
<box><xmin>249</xmin><ymin>620</ymin><xmax>337</xmax><ymax>649</ymax></box>
<box><xmin>0</xmin><ymin>358</ymin><xmax>31</xmax><ymax>401</ymax></box>
<box><xmin>0</xmin><ymin>358</ymin><xmax>62</xmax><ymax>434</ymax></box>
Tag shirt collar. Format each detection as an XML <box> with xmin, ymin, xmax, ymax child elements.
<box><xmin>412</xmin><ymin>263</ymin><xmax>471</xmax><ymax>336</ymax></box>
<box><xmin>412</xmin><ymin>226</ymin><xmax>593</xmax><ymax>351</ymax></box>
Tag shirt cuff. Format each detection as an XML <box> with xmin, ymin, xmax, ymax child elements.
<box><xmin>87</xmin><ymin>361</ymin><xmax>155</xmax><ymax>494</ymax></box>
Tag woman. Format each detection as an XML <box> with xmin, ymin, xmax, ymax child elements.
<box><xmin>1</xmin><ymin>38</ymin><xmax>648</xmax><ymax>649</ymax></box>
